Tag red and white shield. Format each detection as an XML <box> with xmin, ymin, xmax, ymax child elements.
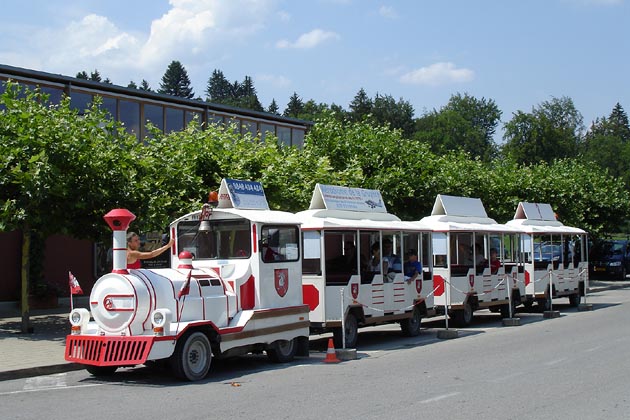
<box><xmin>351</xmin><ymin>283</ymin><xmax>359</xmax><ymax>299</ymax></box>
<box><xmin>415</xmin><ymin>279</ymin><xmax>423</xmax><ymax>294</ymax></box>
<box><xmin>274</xmin><ymin>269</ymin><xmax>289</xmax><ymax>297</ymax></box>
<box><xmin>469</xmin><ymin>274</ymin><xmax>475</xmax><ymax>288</ymax></box>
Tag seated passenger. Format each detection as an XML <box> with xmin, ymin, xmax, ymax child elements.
<box><xmin>382</xmin><ymin>238</ymin><xmax>402</xmax><ymax>273</ymax></box>
<box><xmin>404</xmin><ymin>250</ymin><xmax>423</xmax><ymax>284</ymax></box>
<box><xmin>368</xmin><ymin>242</ymin><xmax>388</xmax><ymax>274</ymax></box>
<box><xmin>490</xmin><ymin>248</ymin><xmax>501</xmax><ymax>274</ymax></box>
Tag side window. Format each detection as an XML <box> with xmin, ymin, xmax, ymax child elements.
<box><xmin>261</xmin><ymin>225</ymin><xmax>299</xmax><ymax>263</ymax></box>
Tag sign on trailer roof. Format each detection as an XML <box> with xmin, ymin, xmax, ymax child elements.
<box><xmin>513</xmin><ymin>202</ymin><xmax>557</xmax><ymax>221</ymax></box>
<box><xmin>431</xmin><ymin>194</ymin><xmax>487</xmax><ymax>218</ymax></box>
<box><xmin>218</xmin><ymin>178</ymin><xmax>269</xmax><ymax>210</ymax></box>
<box><xmin>309</xmin><ymin>183</ymin><xmax>387</xmax><ymax>213</ymax></box>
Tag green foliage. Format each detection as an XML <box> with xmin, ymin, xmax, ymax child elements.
<box><xmin>284</xmin><ymin>92</ymin><xmax>305</xmax><ymax>118</ymax></box>
<box><xmin>414</xmin><ymin>93</ymin><xmax>501</xmax><ymax>161</ymax></box>
<box><xmin>502</xmin><ymin>96</ymin><xmax>584</xmax><ymax>164</ymax></box>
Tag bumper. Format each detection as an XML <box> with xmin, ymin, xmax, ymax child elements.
<box><xmin>65</xmin><ymin>335</ymin><xmax>154</xmax><ymax>366</ymax></box>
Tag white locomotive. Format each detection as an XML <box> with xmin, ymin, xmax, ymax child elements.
<box><xmin>66</xmin><ymin>179</ymin><xmax>310</xmax><ymax>381</ymax></box>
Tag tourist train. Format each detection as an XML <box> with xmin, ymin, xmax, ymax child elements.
<box><xmin>65</xmin><ymin>179</ymin><xmax>589</xmax><ymax>380</ymax></box>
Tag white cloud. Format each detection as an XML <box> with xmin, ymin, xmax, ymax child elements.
<box><xmin>378</xmin><ymin>5</ymin><xmax>399</xmax><ymax>19</ymax></box>
<box><xmin>257</xmin><ymin>73</ymin><xmax>292</xmax><ymax>88</ymax></box>
<box><xmin>278</xmin><ymin>10</ymin><xmax>291</xmax><ymax>22</ymax></box>
<box><xmin>399</xmin><ymin>62</ymin><xmax>474</xmax><ymax>86</ymax></box>
<box><xmin>276</xmin><ymin>29</ymin><xmax>340</xmax><ymax>49</ymax></box>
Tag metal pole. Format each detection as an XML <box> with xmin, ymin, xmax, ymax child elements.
<box><xmin>507</xmin><ymin>276</ymin><xmax>513</xmax><ymax>318</ymax></box>
<box><xmin>340</xmin><ymin>288</ymin><xmax>346</xmax><ymax>349</ymax></box>
<box><xmin>549</xmin><ymin>269</ymin><xmax>553</xmax><ymax>311</ymax></box>
<box><xmin>444</xmin><ymin>278</ymin><xmax>450</xmax><ymax>330</ymax></box>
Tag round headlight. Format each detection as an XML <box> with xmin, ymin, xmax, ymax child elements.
<box><xmin>71</xmin><ymin>311</ymin><xmax>82</xmax><ymax>325</ymax></box>
<box><xmin>153</xmin><ymin>311</ymin><xmax>164</xmax><ymax>325</ymax></box>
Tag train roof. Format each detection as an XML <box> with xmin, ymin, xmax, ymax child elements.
<box><xmin>296</xmin><ymin>209</ymin><xmax>430</xmax><ymax>231</ymax></box>
<box><xmin>418</xmin><ymin>194</ymin><xmax>521</xmax><ymax>233</ymax></box>
<box><xmin>171</xmin><ymin>208</ymin><xmax>302</xmax><ymax>226</ymax></box>
<box><xmin>505</xmin><ymin>202</ymin><xmax>586</xmax><ymax>234</ymax></box>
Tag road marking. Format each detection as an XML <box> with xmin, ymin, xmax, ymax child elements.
<box><xmin>544</xmin><ymin>357</ymin><xmax>568</xmax><ymax>366</ymax></box>
<box><xmin>0</xmin><ymin>383</ymin><xmax>104</xmax><ymax>396</ymax></box>
<box><xmin>23</xmin><ymin>373</ymin><xmax>67</xmax><ymax>390</ymax></box>
<box><xmin>488</xmin><ymin>371</ymin><xmax>525</xmax><ymax>383</ymax></box>
<box><xmin>583</xmin><ymin>346</ymin><xmax>602</xmax><ymax>353</ymax></box>
<box><xmin>420</xmin><ymin>392</ymin><xmax>460</xmax><ymax>404</ymax></box>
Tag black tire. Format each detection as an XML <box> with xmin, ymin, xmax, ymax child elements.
<box><xmin>453</xmin><ymin>302</ymin><xmax>474</xmax><ymax>327</ymax></box>
<box><xmin>568</xmin><ymin>293</ymin><xmax>581</xmax><ymax>307</ymax></box>
<box><xmin>401</xmin><ymin>307</ymin><xmax>422</xmax><ymax>337</ymax></box>
<box><xmin>86</xmin><ymin>365</ymin><xmax>117</xmax><ymax>377</ymax></box>
<box><xmin>266</xmin><ymin>339</ymin><xmax>298</xmax><ymax>363</ymax></box>
<box><xmin>171</xmin><ymin>331</ymin><xmax>212</xmax><ymax>381</ymax></box>
<box><xmin>619</xmin><ymin>267</ymin><xmax>627</xmax><ymax>281</ymax></box>
<box><xmin>333</xmin><ymin>312</ymin><xmax>358</xmax><ymax>349</ymax></box>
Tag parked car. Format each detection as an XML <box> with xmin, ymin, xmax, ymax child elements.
<box><xmin>589</xmin><ymin>239</ymin><xmax>630</xmax><ymax>280</ymax></box>
<box><xmin>533</xmin><ymin>243</ymin><xmax>563</xmax><ymax>261</ymax></box>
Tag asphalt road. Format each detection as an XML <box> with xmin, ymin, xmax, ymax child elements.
<box><xmin>2</xmin><ymin>288</ymin><xmax>629</xmax><ymax>420</ymax></box>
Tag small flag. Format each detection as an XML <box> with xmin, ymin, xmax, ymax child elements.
<box><xmin>69</xmin><ymin>271</ymin><xmax>83</xmax><ymax>295</ymax></box>
<box><xmin>178</xmin><ymin>270</ymin><xmax>192</xmax><ymax>299</ymax></box>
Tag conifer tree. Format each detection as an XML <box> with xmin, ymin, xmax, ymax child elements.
<box><xmin>158</xmin><ymin>60</ymin><xmax>194</xmax><ymax>99</ymax></box>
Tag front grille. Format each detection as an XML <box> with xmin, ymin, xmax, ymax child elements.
<box><xmin>66</xmin><ymin>335</ymin><xmax>154</xmax><ymax>366</ymax></box>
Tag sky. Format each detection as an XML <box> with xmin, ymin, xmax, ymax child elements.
<box><xmin>1</xmin><ymin>0</ymin><xmax>629</xmax><ymax>135</ymax></box>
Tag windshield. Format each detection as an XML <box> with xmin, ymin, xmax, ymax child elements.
<box><xmin>590</xmin><ymin>241</ymin><xmax>626</xmax><ymax>260</ymax></box>
<box><xmin>177</xmin><ymin>219</ymin><xmax>251</xmax><ymax>259</ymax></box>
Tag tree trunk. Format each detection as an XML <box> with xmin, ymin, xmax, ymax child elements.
<box><xmin>21</xmin><ymin>225</ymin><xmax>32</xmax><ymax>333</ymax></box>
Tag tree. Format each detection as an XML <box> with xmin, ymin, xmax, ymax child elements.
<box><xmin>139</xmin><ymin>79</ymin><xmax>153</xmax><ymax>92</ymax></box>
<box><xmin>158</xmin><ymin>60</ymin><xmax>194</xmax><ymax>99</ymax></box>
<box><xmin>127</xmin><ymin>81</ymin><xmax>138</xmax><ymax>89</ymax></box>
<box><xmin>582</xmin><ymin>103</ymin><xmax>630</xmax><ymax>184</ymax></box>
<box><xmin>348</xmin><ymin>88</ymin><xmax>372</xmax><ymax>122</ymax></box>
<box><xmin>414</xmin><ymin>93</ymin><xmax>501</xmax><ymax>161</ymax></box>
<box><xmin>0</xmin><ymin>83</ymin><xmax>140</xmax><ymax>331</ymax></box>
<box><xmin>235</xmin><ymin>76</ymin><xmax>263</xmax><ymax>111</ymax></box>
<box><xmin>372</xmin><ymin>93</ymin><xmax>415</xmax><ymax>138</ymax></box>
<box><xmin>76</xmin><ymin>71</ymin><xmax>88</xmax><ymax>80</ymax></box>
<box><xmin>284</xmin><ymin>92</ymin><xmax>304</xmax><ymax>118</ymax></box>
<box><xmin>502</xmin><ymin>96</ymin><xmax>584</xmax><ymax>164</ymax></box>
<box><xmin>205</xmin><ymin>69</ymin><xmax>231</xmax><ymax>103</ymax></box>
<box><xmin>90</xmin><ymin>70</ymin><xmax>102</xmax><ymax>82</ymax></box>
<box><xmin>267</xmin><ymin>99</ymin><xmax>280</xmax><ymax>115</ymax></box>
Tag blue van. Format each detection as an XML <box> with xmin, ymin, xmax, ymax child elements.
<box><xmin>589</xmin><ymin>239</ymin><xmax>630</xmax><ymax>280</ymax></box>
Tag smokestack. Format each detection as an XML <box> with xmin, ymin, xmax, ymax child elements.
<box><xmin>103</xmin><ymin>209</ymin><xmax>136</xmax><ymax>274</ymax></box>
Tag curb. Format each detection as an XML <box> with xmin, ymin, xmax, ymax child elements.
<box><xmin>0</xmin><ymin>363</ymin><xmax>84</xmax><ymax>382</ymax></box>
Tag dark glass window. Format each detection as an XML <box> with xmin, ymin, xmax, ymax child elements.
<box><xmin>292</xmin><ymin>128</ymin><xmax>305</xmax><ymax>147</ymax></box>
<box><xmin>177</xmin><ymin>219</ymin><xmax>251</xmax><ymax>259</ymax></box>
<box><xmin>186</xmin><ymin>111</ymin><xmax>202</xmax><ymax>127</ymax></box>
<box><xmin>40</xmin><ymin>86</ymin><xmax>63</xmax><ymax>104</ymax></box>
<box><xmin>208</xmin><ymin>113</ymin><xmax>224</xmax><ymax>126</ymax></box>
<box><xmin>70</xmin><ymin>91</ymin><xmax>92</xmax><ymax>113</ymax></box>
<box><xmin>260</xmin><ymin>123</ymin><xmax>275</xmax><ymax>142</ymax></box>
<box><xmin>144</xmin><ymin>103</ymin><xmax>164</xmax><ymax>131</ymax></box>
<box><xmin>99</xmin><ymin>96</ymin><xmax>117</xmax><ymax>120</ymax></box>
<box><xmin>119</xmin><ymin>100</ymin><xmax>140</xmax><ymax>139</ymax></box>
<box><xmin>165</xmin><ymin>107</ymin><xmax>184</xmax><ymax>133</ymax></box>
<box><xmin>277</xmin><ymin>126</ymin><xmax>291</xmax><ymax>146</ymax></box>
<box><xmin>261</xmin><ymin>225</ymin><xmax>300</xmax><ymax>263</ymax></box>
<box><xmin>241</xmin><ymin>120</ymin><xmax>257</xmax><ymax>136</ymax></box>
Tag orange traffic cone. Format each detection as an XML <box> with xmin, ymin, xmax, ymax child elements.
<box><xmin>323</xmin><ymin>338</ymin><xmax>340</xmax><ymax>363</ymax></box>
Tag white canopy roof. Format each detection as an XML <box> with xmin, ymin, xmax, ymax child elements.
<box><xmin>418</xmin><ymin>194</ymin><xmax>521</xmax><ymax>233</ymax></box>
<box><xmin>506</xmin><ymin>202</ymin><xmax>586</xmax><ymax>234</ymax></box>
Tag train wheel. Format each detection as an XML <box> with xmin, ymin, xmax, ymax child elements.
<box><xmin>401</xmin><ymin>307</ymin><xmax>422</xmax><ymax>337</ymax></box>
<box><xmin>171</xmin><ymin>331</ymin><xmax>212</xmax><ymax>381</ymax></box>
<box><xmin>333</xmin><ymin>312</ymin><xmax>358</xmax><ymax>349</ymax></box>
<box><xmin>86</xmin><ymin>365</ymin><xmax>117</xmax><ymax>377</ymax></box>
<box><xmin>568</xmin><ymin>293</ymin><xmax>581</xmax><ymax>307</ymax></box>
<box><xmin>537</xmin><ymin>295</ymin><xmax>552</xmax><ymax>311</ymax></box>
<box><xmin>266</xmin><ymin>339</ymin><xmax>298</xmax><ymax>363</ymax></box>
<box><xmin>453</xmin><ymin>302</ymin><xmax>473</xmax><ymax>327</ymax></box>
